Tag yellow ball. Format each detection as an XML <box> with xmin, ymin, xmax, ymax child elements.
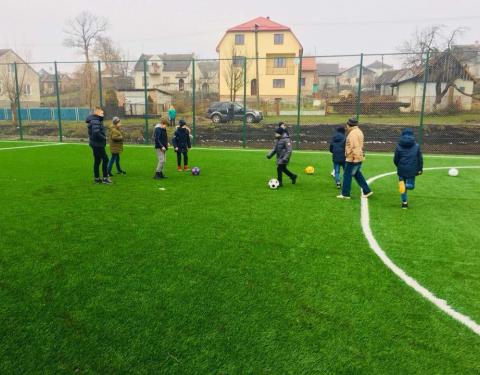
<box><xmin>304</xmin><ymin>166</ymin><xmax>315</xmax><ymax>175</ymax></box>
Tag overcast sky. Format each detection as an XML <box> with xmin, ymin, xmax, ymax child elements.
<box><xmin>1</xmin><ymin>0</ymin><xmax>479</xmax><ymax>68</ymax></box>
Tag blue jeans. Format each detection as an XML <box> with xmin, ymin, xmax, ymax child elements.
<box><xmin>342</xmin><ymin>162</ymin><xmax>371</xmax><ymax>197</ymax></box>
<box><xmin>333</xmin><ymin>162</ymin><xmax>345</xmax><ymax>184</ymax></box>
<box><xmin>400</xmin><ymin>176</ymin><xmax>415</xmax><ymax>203</ymax></box>
<box><xmin>107</xmin><ymin>153</ymin><xmax>122</xmax><ymax>174</ymax></box>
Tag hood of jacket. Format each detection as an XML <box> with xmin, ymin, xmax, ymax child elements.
<box><xmin>332</xmin><ymin>131</ymin><xmax>345</xmax><ymax>144</ymax></box>
<box><xmin>86</xmin><ymin>114</ymin><xmax>103</xmax><ymax>123</ymax></box>
<box><xmin>398</xmin><ymin>128</ymin><xmax>416</xmax><ymax>148</ymax></box>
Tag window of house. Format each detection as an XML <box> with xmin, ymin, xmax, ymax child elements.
<box><xmin>235</xmin><ymin>34</ymin><xmax>245</xmax><ymax>45</ymax></box>
<box><xmin>273</xmin><ymin>79</ymin><xmax>285</xmax><ymax>88</ymax></box>
<box><xmin>274</xmin><ymin>57</ymin><xmax>286</xmax><ymax>68</ymax></box>
<box><xmin>24</xmin><ymin>83</ymin><xmax>31</xmax><ymax>96</ymax></box>
<box><xmin>8</xmin><ymin>64</ymin><xmax>15</xmax><ymax>74</ymax></box>
<box><xmin>301</xmin><ymin>78</ymin><xmax>306</xmax><ymax>87</ymax></box>
<box><xmin>232</xmin><ymin>56</ymin><xmax>245</xmax><ymax>66</ymax></box>
<box><xmin>179</xmin><ymin>79</ymin><xmax>184</xmax><ymax>91</ymax></box>
<box><xmin>274</xmin><ymin>34</ymin><xmax>284</xmax><ymax>45</ymax></box>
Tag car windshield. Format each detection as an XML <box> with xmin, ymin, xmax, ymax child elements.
<box><xmin>234</xmin><ymin>104</ymin><xmax>243</xmax><ymax>111</ymax></box>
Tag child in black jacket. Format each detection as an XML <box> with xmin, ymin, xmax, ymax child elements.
<box><xmin>394</xmin><ymin>128</ymin><xmax>423</xmax><ymax>209</ymax></box>
<box><xmin>86</xmin><ymin>107</ymin><xmax>112</xmax><ymax>184</ymax></box>
<box><xmin>329</xmin><ymin>127</ymin><xmax>346</xmax><ymax>189</ymax></box>
<box><xmin>172</xmin><ymin>119</ymin><xmax>192</xmax><ymax>171</ymax></box>
<box><xmin>153</xmin><ymin>119</ymin><xmax>169</xmax><ymax>179</ymax></box>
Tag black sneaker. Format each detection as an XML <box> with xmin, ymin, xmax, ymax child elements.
<box><xmin>160</xmin><ymin>172</ymin><xmax>167</xmax><ymax>179</ymax></box>
<box><xmin>291</xmin><ymin>174</ymin><xmax>298</xmax><ymax>185</ymax></box>
<box><xmin>102</xmin><ymin>177</ymin><xmax>113</xmax><ymax>184</ymax></box>
<box><xmin>336</xmin><ymin>183</ymin><xmax>341</xmax><ymax>189</ymax></box>
<box><xmin>153</xmin><ymin>172</ymin><xmax>162</xmax><ymax>179</ymax></box>
<box><xmin>94</xmin><ymin>178</ymin><xmax>102</xmax><ymax>184</ymax></box>
<box><xmin>402</xmin><ymin>202</ymin><xmax>408</xmax><ymax>209</ymax></box>
<box><xmin>117</xmin><ymin>170</ymin><xmax>126</xmax><ymax>175</ymax></box>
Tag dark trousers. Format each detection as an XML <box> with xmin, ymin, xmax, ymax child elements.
<box><xmin>169</xmin><ymin>118</ymin><xmax>175</xmax><ymax>127</ymax></box>
<box><xmin>107</xmin><ymin>153</ymin><xmax>122</xmax><ymax>174</ymax></box>
<box><xmin>176</xmin><ymin>151</ymin><xmax>188</xmax><ymax>167</ymax></box>
<box><xmin>277</xmin><ymin>164</ymin><xmax>294</xmax><ymax>184</ymax></box>
<box><xmin>92</xmin><ymin>146</ymin><xmax>109</xmax><ymax>178</ymax></box>
<box><xmin>342</xmin><ymin>161</ymin><xmax>371</xmax><ymax>197</ymax></box>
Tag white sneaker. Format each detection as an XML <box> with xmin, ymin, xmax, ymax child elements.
<box><xmin>363</xmin><ymin>191</ymin><xmax>374</xmax><ymax>198</ymax></box>
<box><xmin>336</xmin><ymin>194</ymin><xmax>351</xmax><ymax>199</ymax></box>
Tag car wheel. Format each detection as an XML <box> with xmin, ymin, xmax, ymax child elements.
<box><xmin>246</xmin><ymin>114</ymin><xmax>254</xmax><ymax>123</ymax></box>
<box><xmin>212</xmin><ymin>114</ymin><xmax>221</xmax><ymax>123</ymax></box>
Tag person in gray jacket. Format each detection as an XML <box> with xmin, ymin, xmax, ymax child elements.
<box><xmin>267</xmin><ymin>123</ymin><xmax>297</xmax><ymax>186</ymax></box>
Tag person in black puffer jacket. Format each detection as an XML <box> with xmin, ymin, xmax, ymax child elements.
<box><xmin>329</xmin><ymin>126</ymin><xmax>346</xmax><ymax>189</ymax></box>
<box><xmin>172</xmin><ymin>119</ymin><xmax>192</xmax><ymax>171</ymax></box>
<box><xmin>267</xmin><ymin>123</ymin><xmax>297</xmax><ymax>187</ymax></box>
<box><xmin>153</xmin><ymin>119</ymin><xmax>169</xmax><ymax>179</ymax></box>
<box><xmin>394</xmin><ymin>128</ymin><xmax>423</xmax><ymax>209</ymax></box>
<box><xmin>86</xmin><ymin>107</ymin><xmax>111</xmax><ymax>184</ymax></box>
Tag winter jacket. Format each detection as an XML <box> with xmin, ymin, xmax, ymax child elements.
<box><xmin>329</xmin><ymin>130</ymin><xmax>346</xmax><ymax>164</ymax></box>
<box><xmin>267</xmin><ymin>133</ymin><xmax>293</xmax><ymax>165</ymax></box>
<box><xmin>108</xmin><ymin>126</ymin><xmax>124</xmax><ymax>154</ymax></box>
<box><xmin>168</xmin><ymin>108</ymin><xmax>176</xmax><ymax>120</ymax></box>
<box><xmin>86</xmin><ymin>114</ymin><xmax>106</xmax><ymax>147</ymax></box>
<box><xmin>172</xmin><ymin>127</ymin><xmax>191</xmax><ymax>152</ymax></box>
<box><xmin>154</xmin><ymin>124</ymin><xmax>168</xmax><ymax>150</ymax></box>
<box><xmin>394</xmin><ymin>129</ymin><xmax>423</xmax><ymax>178</ymax></box>
<box><xmin>345</xmin><ymin>126</ymin><xmax>364</xmax><ymax>163</ymax></box>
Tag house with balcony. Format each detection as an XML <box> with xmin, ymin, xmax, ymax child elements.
<box><xmin>133</xmin><ymin>53</ymin><xmax>195</xmax><ymax>92</ymax></box>
<box><xmin>216</xmin><ymin>17</ymin><xmax>303</xmax><ymax>103</ymax></box>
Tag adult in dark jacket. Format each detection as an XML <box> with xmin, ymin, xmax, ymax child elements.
<box><xmin>153</xmin><ymin>119</ymin><xmax>169</xmax><ymax>179</ymax></box>
<box><xmin>393</xmin><ymin>128</ymin><xmax>423</xmax><ymax>209</ymax></box>
<box><xmin>267</xmin><ymin>124</ymin><xmax>297</xmax><ymax>186</ymax></box>
<box><xmin>329</xmin><ymin>126</ymin><xmax>346</xmax><ymax>188</ymax></box>
<box><xmin>172</xmin><ymin>119</ymin><xmax>192</xmax><ymax>171</ymax></box>
<box><xmin>86</xmin><ymin>107</ymin><xmax>111</xmax><ymax>184</ymax></box>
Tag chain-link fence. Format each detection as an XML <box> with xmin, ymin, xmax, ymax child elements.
<box><xmin>1</xmin><ymin>50</ymin><xmax>479</xmax><ymax>154</ymax></box>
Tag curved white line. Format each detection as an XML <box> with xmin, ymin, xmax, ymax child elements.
<box><xmin>361</xmin><ymin>166</ymin><xmax>480</xmax><ymax>336</ymax></box>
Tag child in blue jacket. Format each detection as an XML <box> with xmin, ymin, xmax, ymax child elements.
<box><xmin>329</xmin><ymin>126</ymin><xmax>346</xmax><ymax>189</ymax></box>
<box><xmin>394</xmin><ymin>128</ymin><xmax>423</xmax><ymax>209</ymax></box>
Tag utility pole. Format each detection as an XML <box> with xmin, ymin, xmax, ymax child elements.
<box><xmin>254</xmin><ymin>24</ymin><xmax>260</xmax><ymax>108</ymax></box>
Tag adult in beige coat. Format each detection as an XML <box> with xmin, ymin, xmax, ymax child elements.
<box><xmin>337</xmin><ymin>117</ymin><xmax>373</xmax><ymax>199</ymax></box>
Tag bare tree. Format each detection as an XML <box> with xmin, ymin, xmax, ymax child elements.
<box><xmin>0</xmin><ymin>61</ymin><xmax>29</xmax><ymax>124</ymax></box>
<box><xmin>399</xmin><ymin>25</ymin><xmax>477</xmax><ymax>110</ymax></box>
<box><xmin>94</xmin><ymin>36</ymin><xmax>130</xmax><ymax>77</ymax></box>
<box><xmin>223</xmin><ymin>46</ymin><xmax>248</xmax><ymax>102</ymax></box>
<box><xmin>63</xmin><ymin>11</ymin><xmax>108</xmax><ymax>108</ymax></box>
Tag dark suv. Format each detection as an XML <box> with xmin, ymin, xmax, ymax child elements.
<box><xmin>206</xmin><ymin>102</ymin><xmax>263</xmax><ymax>124</ymax></box>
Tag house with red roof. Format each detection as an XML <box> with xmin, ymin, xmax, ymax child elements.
<box><xmin>217</xmin><ymin>17</ymin><xmax>303</xmax><ymax>103</ymax></box>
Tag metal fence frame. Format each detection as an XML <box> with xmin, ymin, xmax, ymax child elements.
<box><xmin>2</xmin><ymin>49</ymin><xmax>479</xmax><ymax>150</ymax></box>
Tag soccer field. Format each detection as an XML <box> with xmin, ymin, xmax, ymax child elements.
<box><xmin>0</xmin><ymin>141</ymin><xmax>479</xmax><ymax>374</ymax></box>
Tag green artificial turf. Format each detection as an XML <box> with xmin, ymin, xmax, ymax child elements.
<box><xmin>0</xmin><ymin>142</ymin><xmax>479</xmax><ymax>374</ymax></box>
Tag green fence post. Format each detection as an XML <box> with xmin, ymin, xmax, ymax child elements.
<box><xmin>418</xmin><ymin>50</ymin><xmax>430</xmax><ymax>146</ymax></box>
<box><xmin>143</xmin><ymin>59</ymin><xmax>149</xmax><ymax>144</ymax></box>
<box><xmin>295</xmin><ymin>50</ymin><xmax>303</xmax><ymax>149</ymax></box>
<box><xmin>192</xmin><ymin>57</ymin><xmax>196</xmax><ymax>145</ymax></box>
<box><xmin>97</xmin><ymin>60</ymin><xmax>103</xmax><ymax>108</ymax></box>
<box><xmin>54</xmin><ymin>61</ymin><xmax>63</xmax><ymax>142</ymax></box>
<box><xmin>13</xmin><ymin>62</ymin><xmax>23</xmax><ymax>140</ymax></box>
<box><xmin>355</xmin><ymin>53</ymin><xmax>364</xmax><ymax>120</ymax></box>
<box><xmin>242</xmin><ymin>56</ymin><xmax>247</xmax><ymax>148</ymax></box>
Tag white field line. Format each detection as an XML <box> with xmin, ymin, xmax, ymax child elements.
<box><xmin>0</xmin><ymin>143</ymin><xmax>64</xmax><ymax>151</ymax></box>
<box><xmin>361</xmin><ymin>166</ymin><xmax>480</xmax><ymax>336</ymax></box>
<box><xmin>61</xmin><ymin>142</ymin><xmax>480</xmax><ymax>160</ymax></box>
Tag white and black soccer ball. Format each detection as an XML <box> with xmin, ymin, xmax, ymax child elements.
<box><xmin>268</xmin><ymin>178</ymin><xmax>280</xmax><ymax>189</ymax></box>
<box><xmin>448</xmin><ymin>168</ymin><xmax>459</xmax><ymax>177</ymax></box>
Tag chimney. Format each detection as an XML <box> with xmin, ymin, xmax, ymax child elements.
<box><xmin>266</xmin><ymin>16</ymin><xmax>270</xmax><ymax>19</ymax></box>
